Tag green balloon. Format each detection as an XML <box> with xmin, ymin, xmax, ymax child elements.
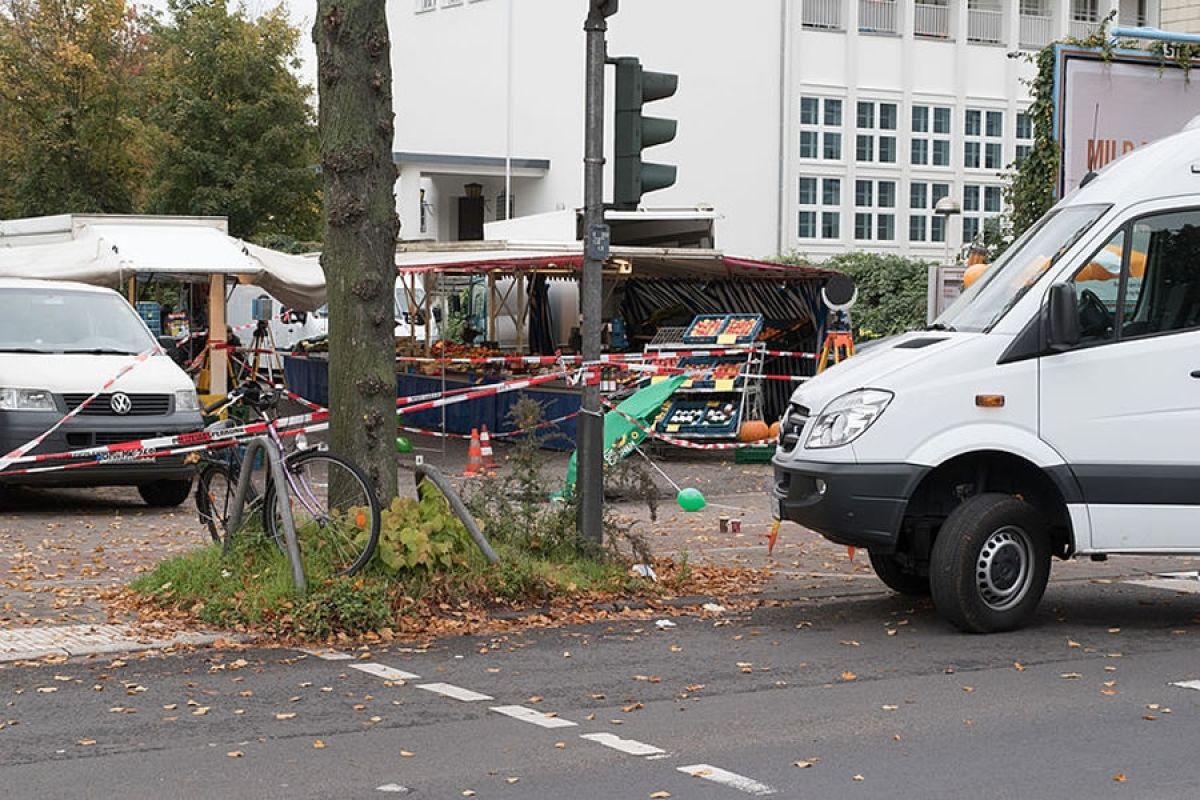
<box><xmin>676</xmin><ymin>487</ymin><xmax>706</xmax><ymax>512</ymax></box>
<box><xmin>394</xmin><ymin>436</ymin><xmax>413</xmax><ymax>454</ymax></box>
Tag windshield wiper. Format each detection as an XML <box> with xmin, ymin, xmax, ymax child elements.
<box><xmin>923</xmin><ymin>323</ymin><xmax>956</xmax><ymax>332</ymax></box>
<box><xmin>64</xmin><ymin>348</ymin><xmax>138</xmax><ymax>355</ymax></box>
<box><xmin>0</xmin><ymin>347</ymin><xmax>55</xmax><ymax>353</ymax></box>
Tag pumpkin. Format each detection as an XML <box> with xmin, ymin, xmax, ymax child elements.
<box><xmin>768</xmin><ymin>421</ymin><xmax>781</xmax><ymax>441</ymax></box>
<box><xmin>739</xmin><ymin>419</ymin><xmax>770</xmax><ymax>442</ymax></box>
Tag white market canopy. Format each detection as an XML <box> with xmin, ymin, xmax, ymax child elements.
<box><xmin>0</xmin><ymin>217</ymin><xmax>326</xmax><ymax>310</ymax></box>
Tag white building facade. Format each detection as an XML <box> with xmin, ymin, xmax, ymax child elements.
<box><xmin>390</xmin><ymin>0</ymin><xmax>1159</xmax><ymax>261</ymax></box>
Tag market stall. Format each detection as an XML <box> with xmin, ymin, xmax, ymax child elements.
<box><xmin>284</xmin><ymin>243</ymin><xmax>835</xmax><ymax>448</ymax></box>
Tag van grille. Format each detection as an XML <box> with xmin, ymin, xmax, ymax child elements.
<box><xmin>62</xmin><ymin>394</ymin><xmax>171</xmax><ymax>416</ymax></box>
<box><xmin>779</xmin><ymin>403</ymin><xmax>810</xmax><ymax>451</ymax></box>
<box><xmin>66</xmin><ymin>432</ymin><xmax>156</xmax><ymax>448</ymax></box>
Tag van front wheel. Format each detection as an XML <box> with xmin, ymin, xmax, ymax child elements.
<box><xmin>138</xmin><ymin>478</ymin><xmax>194</xmax><ymax>508</ymax></box>
<box><xmin>930</xmin><ymin>493</ymin><xmax>1051</xmax><ymax>634</ymax></box>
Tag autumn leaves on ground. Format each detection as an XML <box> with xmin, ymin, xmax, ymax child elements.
<box><xmin>120</xmin><ymin>437</ymin><xmax>771</xmax><ymax>645</ymax></box>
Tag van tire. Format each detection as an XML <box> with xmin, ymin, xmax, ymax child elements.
<box><xmin>138</xmin><ymin>478</ymin><xmax>193</xmax><ymax>508</ymax></box>
<box><xmin>930</xmin><ymin>493</ymin><xmax>1051</xmax><ymax>634</ymax></box>
<box><xmin>868</xmin><ymin>550</ymin><xmax>930</xmax><ymax>596</ymax></box>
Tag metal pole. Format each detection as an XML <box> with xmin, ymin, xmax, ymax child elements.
<box><xmin>225</xmin><ymin>436</ymin><xmax>306</xmax><ymax>593</ymax></box>
<box><xmin>578</xmin><ymin>3</ymin><xmax>608</xmax><ymax>545</ymax></box>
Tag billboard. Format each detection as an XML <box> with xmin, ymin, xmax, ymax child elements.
<box><xmin>1056</xmin><ymin>47</ymin><xmax>1200</xmax><ymax>196</ymax></box>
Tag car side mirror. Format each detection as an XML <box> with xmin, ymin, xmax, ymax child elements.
<box><xmin>1046</xmin><ymin>283</ymin><xmax>1081</xmax><ymax>352</ymax></box>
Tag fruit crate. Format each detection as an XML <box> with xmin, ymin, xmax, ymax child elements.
<box><xmin>682</xmin><ymin>315</ymin><xmax>728</xmax><ymax>344</ymax></box>
<box><xmin>678</xmin><ymin>355</ymin><xmax>746</xmax><ymax>390</ymax></box>
<box><xmin>655</xmin><ymin>399</ymin><xmax>741</xmax><ymax>438</ymax></box>
<box><xmin>718</xmin><ymin>314</ymin><xmax>763</xmax><ymax>345</ymax></box>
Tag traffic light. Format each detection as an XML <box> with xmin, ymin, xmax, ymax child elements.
<box><xmin>612</xmin><ymin>56</ymin><xmax>678</xmax><ymax>210</ymax></box>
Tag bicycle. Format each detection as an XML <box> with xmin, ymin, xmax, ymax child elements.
<box><xmin>194</xmin><ymin>380</ymin><xmax>381</xmax><ymax>577</ymax></box>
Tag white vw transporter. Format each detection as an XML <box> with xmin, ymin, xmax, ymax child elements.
<box><xmin>773</xmin><ymin>123</ymin><xmax>1200</xmax><ymax>633</ymax></box>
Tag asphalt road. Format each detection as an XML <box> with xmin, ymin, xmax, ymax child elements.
<box><xmin>4</xmin><ymin>576</ymin><xmax>1200</xmax><ymax>799</ymax></box>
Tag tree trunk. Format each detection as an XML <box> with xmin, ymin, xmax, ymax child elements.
<box><xmin>314</xmin><ymin>1</ymin><xmax>398</xmax><ymax>505</ymax></box>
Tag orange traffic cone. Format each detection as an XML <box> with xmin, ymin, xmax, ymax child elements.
<box><xmin>479</xmin><ymin>425</ymin><xmax>497</xmax><ymax>471</ymax></box>
<box><xmin>464</xmin><ymin>428</ymin><xmax>483</xmax><ymax>477</ymax></box>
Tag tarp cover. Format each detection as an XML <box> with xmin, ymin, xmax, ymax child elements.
<box><xmin>0</xmin><ymin>224</ymin><xmax>326</xmax><ymax>310</ymax></box>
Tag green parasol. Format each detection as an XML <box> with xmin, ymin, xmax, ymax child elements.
<box><xmin>562</xmin><ymin>375</ymin><xmax>687</xmax><ymax>495</ymax></box>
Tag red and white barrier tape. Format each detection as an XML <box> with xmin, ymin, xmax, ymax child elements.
<box><xmin>0</xmin><ymin>346</ymin><xmax>161</xmax><ymax>474</ymax></box>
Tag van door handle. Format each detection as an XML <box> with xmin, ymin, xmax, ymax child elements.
<box><xmin>1192</xmin><ymin>370</ymin><xmax>1200</xmax><ymax>379</ymax></box>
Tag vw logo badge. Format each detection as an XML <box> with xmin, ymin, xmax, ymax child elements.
<box><xmin>110</xmin><ymin>392</ymin><xmax>133</xmax><ymax>415</ymax></box>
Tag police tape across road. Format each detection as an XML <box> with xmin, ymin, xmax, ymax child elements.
<box><xmin>390</xmin><ymin>347</ymin><xmax>819</xmax><ymax>368</ymax></box>
<box><xmin>0</xmin><ymin>369</ymin><xmax>597</xmax><ymax>475</ymax></box>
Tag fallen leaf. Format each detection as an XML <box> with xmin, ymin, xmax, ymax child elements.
<box><xmin>1067</xmin><ymin>639</ymin><xmax>1081</xmax><ymax>648</ymax></box>
<box><xmin>36</xmin><ymin>687</ymin><xmax>58</xmax><ymax>694</ymax></box>
<box><xmin>962</xmin><ymin>686</ymin><xmax>975</xmax><ymax>693</ymax></box>
<box><xmin>621</xmin><ymin>703</ymin><xmax>644</xmax><ymax>713</ymax></box>
<box><xmin>841</xmin><ymin>671</ymin><xmax>857</xmax><ymax>682</ymax></box>
<box><xmin>650</xmin><ymin>793</ymin><xmax>671</xmax><ymax>799</ymax></box>
<box><xmin>192</xmin><ymin>707</ymin><xmax>210</xmax><ymax>716</ymax></box>
<box><xmin>461</xmin><ymin>791</ymin><xmax>476</xmax><ymax>797</ymax></box>
<box><xmin>78</xmin><ymin>738</ymin><xmax>97</xmax><ymax>746</ymax></box>
<box><xmin>554</xmin><ymin>741</ymin><xmax>566</xmax><ymax>749</ymax></box>
<box><xmin>1060</xmin><ymin>673</ymin><xmax>1082</xmax><ymax>680</ymax></box>
<box><xmin>275</xmin><ymin>713</ymin><xmax>297</xmax><ymax>721</ymax></box>
<box><xmin>1013</xmin><ymin>662</ymin><xmax>1025</xmax><ymax>672</ymax></box>
<box><xmin>794</xmin><ymin>759</ymin><xmax>816</xmax><ymax>768</ymax></box>
<box><xmin>528</xmin><ymin>695</ymin><xmax>544</xmax><ymax>704</ymax></box>
<box><xmin>881</xmin><ymin>705</ymin><xmax>898</xmax><ymax>711</ymax></box>
<box><xmin>400</xmin><ymin>750</ymin><xmax>415</xmax><ymax>757</ymax></box>
<box><xmin>853</xmin><ymin>774</ymin><xmax>865</xmax><ymax>782</ymax></box>
<box><xmin>1143</xmin><ymin>714</ymin><xmax>1158</xmax><ymax>721</ymax></box>
<box><xmin>1113</xmin><ymin>773</ymin><xmax>1127</xmax><ymax>782</ymax></box>
<box><xmin>506</xmin><ymin>777</ymin><xmax>520</xmax><ymax>784</ymax></box>
<box><xmin>227</xmin><ymin>751</ymin><xmax>243</xmax><ymax>758</ymax></box>
<box><xmin>313</xmin><ymin>740</ymin><xmax>326</xmax><ymax>749</ymax></box>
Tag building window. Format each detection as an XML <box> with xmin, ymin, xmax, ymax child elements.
<box><xmin>965</xmin><ymin>107</ymin><xmax>1003</xmax><ymax>170</ymax></box>
<box><xmin>913</xmin><ymin>104</ymin><xmax>952</xmax><ymax>168</ymax></box>
<box><xmin>802</xmin><ymin>0</ymin><xmax>844</xmax><ymax>30</ymax></box>
<box><xmin>800</xmin><ymin>96</ymin><xmax>843</xmax><ymax>161</ymax></box>
<box><xmin>963</xmin><ymin>183</ymin><xmax>1003</xmax><ymax>243</ymax></box>
<box><xmin>1015</xmin><ymin>111</ymin><xmax>1034</xmax><ymax>163</ymax></box>
<box><xmin>910</xmin><ymin>181</ymin><xmax>950</xmax><ymax>243</ymax></box>
<box><xmin>798</xmin><ymin>176</ymin><xmax>841</xmax><ymax>240</ymax></box>
<box><xmin>854</xmin><ymin>179</ymin><xmax>897</xmax><ymax>242</ymax></box>
<box><xmin>496</xmin><ymin>192</ymin><xmax>513</xmax><ymax>221</ymax></box>
<box><xmin>857</xmin><ymin>100</ymin><xmax>897</xmax><ymax>165</ymax></box>
<box><xmin>416</xmin><ymin>0</ymin><xmax>437</xmax><ymax>11</ymax></box>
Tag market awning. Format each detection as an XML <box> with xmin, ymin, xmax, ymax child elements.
<box><xmin>0</xmin><ymin>223</ymin><xmax>326</xmax><ymax>310</ymax></box>
<box><xmin>394</xmin><ymin>242</ymin><xmax>834</xmax><ymax>282</ymax></box>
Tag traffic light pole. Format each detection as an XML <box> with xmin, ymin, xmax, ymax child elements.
<box><xmin>578</xmin><ymin>2</ymin><xmax>611</xmax><ymax>545</ymax></box>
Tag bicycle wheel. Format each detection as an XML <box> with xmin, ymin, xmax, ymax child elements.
<box><xmin>196</xmin><ymin>463</ymin><xmax>259</xmax><ymax>544</ymax></box>
<box><xmin>262</xmin><ymin>450</ymin><xmax>381</xmax><ymax>577</ymax></box>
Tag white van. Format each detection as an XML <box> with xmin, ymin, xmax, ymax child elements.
<box><xmin>773</xmin><ymin>122</ymin><xmax>1200</xmax><ymax>633</ymax></box>
<box><xmin>0</xmin><ymin>279</ymin><xmax>204</xmax><ymax>506</ymax></box>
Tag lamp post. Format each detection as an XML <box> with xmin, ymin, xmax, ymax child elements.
<box><xmin>928</xmin><ymin>197</ymin><xmax>962</xmax><ymax>324</ymax></box>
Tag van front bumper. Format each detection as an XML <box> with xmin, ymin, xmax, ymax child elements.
<box><xmin>771</xmin><ymin>456</ymin><xmax>927</xmax><ymax>551</ymax></box>
<box><xmin>0</xmin><ymin>410</ymin><xmax>203</xmax><ymax>487</ymax></box>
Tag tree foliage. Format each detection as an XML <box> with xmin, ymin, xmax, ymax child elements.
<box><xmin>0</xmin><ymin>0</ymin><xmax>150</xmax><ymax>217</ymax></box>
<box><xmin>0</xmin><ymin>0</ymin><xmax>318</xmax><ymax>241</ymax></box>
<box><xmin>142</xmin><ymin>0</ymin><xmax>320</xmax><ymax>240</ymax></box>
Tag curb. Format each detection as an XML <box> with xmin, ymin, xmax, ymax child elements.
<box><xmin>0</xmin><ymin>623</ymin><xmax>242</xmax><ymax>665</ymax></box>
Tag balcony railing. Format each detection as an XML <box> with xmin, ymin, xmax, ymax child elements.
<box><xmin>859</xmin><ymin>0</ymin><xmax>899</xmax><ymax>34</ymax></box>
<box><xmin>1069</xmin><ymin>17</ymin><xmax>1102</xmax><ymax>39</ymax></box>
<box><xmin>1019</xmin><ymin>13</ymin><xmax>1055</xmax><ymax>48</ymax></box>
<box><xmin>914</xmin><ymin>2</ymin><xmax>951</xmax><ymax>39</ymax></box>
<box><xmin>968</xmin><ymin>8</ymin><xmax>1005</xmax><ymax>43</ymax></box>
<box><xmin>802</xmin><ymin>0</ymin><xmax>843</xmax><ymax>30</ymax></box>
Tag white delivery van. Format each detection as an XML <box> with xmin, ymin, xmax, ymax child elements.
<box><xmin>773</xmin><ymin>121</ymin><xmax>1200</xmax><ymax>633</ymax></box>
<box><xmin>0</xmin><ymin>279</ymin><xmax>204</xmax><ymax>506</ymax></box>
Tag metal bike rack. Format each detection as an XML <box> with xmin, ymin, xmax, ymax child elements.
<box><xmin>224</xmin><ymin>436</ymin><xmax>307</xmax><ymax>593</ymax></box>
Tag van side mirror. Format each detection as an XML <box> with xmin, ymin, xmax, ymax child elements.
<box><xmin>1046</xmin><ymin>283</ymin><xmax>1081</xmax><ymax>351</ymax></box>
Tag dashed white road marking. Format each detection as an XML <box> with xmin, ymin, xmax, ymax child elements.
<box><xmin>489</xmin><ymin>705</ymin><xmax>579</xmax><ymax>728</ymax></box>
<box><xmin>375</xmin><ymin>784</ymin><xmax>412</xmax><ymax>793</ymax></box>
<box><xmin>350</xmin><ymin>663</ymin><xmax>421</xmax><ymax>681</ymax></box>
<box><xmin>1126</xmin><ymin>572</ymin><xmax>1200</xmax><ymax>595</ymax></box>
<box><xmin>1170</xmin><ymin>680</ymin><xmax>1200</xmax><ymax>691</ymax></box>
<box><xmin>417</xmin><ymin>683</ymin><xmax>493</xmax><ymax>702</ymax></box>
<box><xmin>677</xmin><ymin>764</ymin><xmax>776</xmax><ymax>796</ymax></box>
<box><xmin>580</xmin><ymin>732</ymin><xmax>666</xmax><ymax>757</ymax></box>
<box><xmin>302</xmin><ymin>649</ymin><xmax>353</xmax><ymax>661</ymax></box>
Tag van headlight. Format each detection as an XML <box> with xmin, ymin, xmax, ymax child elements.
<box><xmin>806</xmin><ymin>389</ymin><xmax>893</xmax><ymax>449</ymax></box>
<box><xmin>175</xmin><ymin>389</ymin><xmax>200</xmax><ymax>412</ymax></box>
<box><xmin>0</xmin><ymin>388</ymin><xmax>56</xmax><ymax>411</ymax></box>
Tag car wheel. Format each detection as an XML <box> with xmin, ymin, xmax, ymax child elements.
<box><xmin>930</xmin><ymin>493</ymin><xmax>1051</xmax><ymax>634</ymax></box>
<box><xmin>868</xmin><ymin>550</ymin><xmax>930</xmax><ymax>596</ymax></box>
<box><xmin>138</xmin><ymin>478</ymin><xmax>194</xmax><ymax>508</ymax></box>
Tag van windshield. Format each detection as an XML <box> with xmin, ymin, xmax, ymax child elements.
<box><xmin>934</xmin><ymin>204</ymin><xmax>1110</xmax><ymax>333</ymax></box>
<box><xmin>0</xmin><ymin>288</ymin><xmax>156</xmax><ymax>355</ymax></box>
